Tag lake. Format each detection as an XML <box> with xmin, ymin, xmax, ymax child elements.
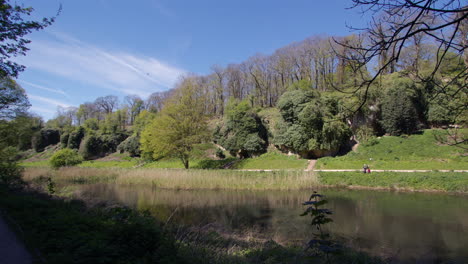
<box><xmin>72</xmin><ymin>183</ymin><xmax>468</xmax><ymax>263</ymax></box>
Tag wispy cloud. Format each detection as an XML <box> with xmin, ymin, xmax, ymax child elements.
<box><xmin>30</xmin><ymin>106</ymin><xmax>56</xmax><ymax>115</ymax></box>
<box><xmin>28</xmin><ymin>94</ymin><xmax>71</xmax><ymax>108</ymax></box>
<box><xmin>17</xmin><ymin>32</ymin><xmax>185</xmax><ymax>98</ymax></box>
<box><xmin>18</xmin><ymin>80</ymin><xmax>69</xmax><ymax>97</ymax></box>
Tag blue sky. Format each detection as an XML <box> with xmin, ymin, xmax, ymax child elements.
<box><xmin>14</xmin><ymin>0</ymin><xmax>367</xmax><ymax>120</ymax></box>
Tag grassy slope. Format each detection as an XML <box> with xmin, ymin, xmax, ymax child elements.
<box><xmin>318</xmin><ymin>171</ymin><xmax>468</xmax><ymax>192</ymax></box>
<box><xmin>232</xmin><ymin>152</ymin><xmax>308</xmax><ymax>170</ymax></box>
<box><xmin>316</xmin><ymin>129</ymin><xmax>468</xmax><ymax>170</ymax></box>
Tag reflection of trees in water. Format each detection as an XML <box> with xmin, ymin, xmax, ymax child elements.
<box><xmin>76</xmin><ymin>184</ymin><xmax>468</xmax><ymax>262</ymax></box>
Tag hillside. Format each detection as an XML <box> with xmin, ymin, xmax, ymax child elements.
<box><xmin>316</xmin><ymin>129</ymin><xmax>468</xmax><ymax>170</ymax></box>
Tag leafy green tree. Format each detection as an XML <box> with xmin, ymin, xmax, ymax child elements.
<box><xmin>67</xmin><ymin>126</ymin><xmax>85</xmax><ymax>149</ymax></box>
<box><xmin>0</xmin><ymin>0</ymin><xmax>57</xmax><ymax>78</ymax></box>
<box><xmin>0</xmin><ymin>113</ymin><xmax>42</xmax><ymax>150</ymax></box>
<box><xmin>0</xmin><ymin>77</ymin><xmax>30</xmax><ymax>119</ymax></box>
<box><xmin>274</xmin><ymin>89</ymin><xmax>351</xmax><ymax>158</ymax></box>
<box><xmin>117</xmin><ymin>135</ymin><xmax>141</xmax><ymax>157</ymax></box>
<box><xmin>78</xmin><ymin>134</ymin><xmax>102</xmax><ymax>160</ymax></box>
<box><xmin>49</xmin><ymin>148</ymin><xmax>83</xmax><ymax>169</ymax></box>
<box><xmin>0</xmin><ymin>146</ymin><xmax>24</xmax><ymax>187</ymax></box>
<box><xmin>215</xmin><ymin>99</ymin><xmax>268</xmax><ymax>158</ymax></box>
<box><xmin>379</xmin><ymin>76</ymin><xmax>422</xmax><ymax>135</ymax></box>
<box><xmin>32</xmin><ymin>128</ymin><xmax>60</xmax><ymax>152</ymax></box>
<box><xmin>140</xmin><ymin>80</ymin><xmax>209</xmax><ymax>169</ymax></box>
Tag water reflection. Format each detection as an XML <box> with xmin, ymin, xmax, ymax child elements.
<box><xmin>73</xmin><ymin>184</ymin><xmax>468</xmax><ymax>263</ymax></box>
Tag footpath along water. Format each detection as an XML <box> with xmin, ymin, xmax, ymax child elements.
<box><xmin>72</xmin><ymin>183</ymin><xmax>468</xmax><ymax>263</ymax></box>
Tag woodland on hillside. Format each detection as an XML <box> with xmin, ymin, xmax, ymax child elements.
<box><xmin>1</xmin><ymin>0</ymin><xmax>467</xmax><ymax>168</ymax></box>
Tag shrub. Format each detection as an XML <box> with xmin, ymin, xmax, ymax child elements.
<box><xmin>79</xmin><ymin>135</ymin><xmax>102</xmax><ymax>160</ymax></box>
<box><xmin>32</xmin><ymin>128</ymin><xmax>60</xmax><ymax>152</ymax></box>
<box><xmin>60</xmin><ymin>132</ymin><xmax>69</xmax><ymax>148</ymax></box>
<box><xmin>117</xmin><ymin>135</ymin><xmax>141</xmax><ymax>157</ymax></box>
<box><xmin>67</xmin><ymin>127</ymin><xmax>85</xmax><ymax>149</ymax></box>
<box><xmin>215</xmin><ymin>148</ymin><xmax>225</xmax><ymax>159</ymax></box>
<box><xmin>49</xmin><ymin>148</ymin><xmax>83</xmax><ymax>169</ymax></box>
<box><xmin>0</xmin><ymin>146</ymin><xmax>24</xmax><ymax>187</ymax></box>
<box><xmin>100</xmin><ymin>133</ymin><xmax>128</xmax><ymax>154</ymax></box>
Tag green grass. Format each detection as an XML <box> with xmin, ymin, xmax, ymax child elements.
<box><xmin>78</xmin><ymin>160</ymin><xmax>139</xmax><ymax>168</ymax></box>
<box><xmin>316</xmin><ymin>129</ymin><xmax>468</xmax><ymax>170</ymax></box>
<box><xmin>20</xmin><ymin>160</ymin><xmax>50</xmax><ymax>168</ymax></box>
<box><xmin>318</xmin><ymin>171</ymin><xmax>468</xmax><ymax>192</ymax></box>
<box><xmin>232</xmin><ymin>152</ymin><xmax>309</xmax><ymax>170</ymax></box>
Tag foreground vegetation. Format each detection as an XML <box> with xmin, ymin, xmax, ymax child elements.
<box><xmin>1</xmin><ymin>185</ymin><xmax>387</xmax><ymax>264</ymax></box>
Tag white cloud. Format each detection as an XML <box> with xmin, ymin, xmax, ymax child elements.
<box><xmin>18</xmin><ymin>80</ymin><xmax>69</xmax><ymax>97</ymax></box>
<box><xmin>17</xmin><ymin>33</ymin><xmax>185</xmax><ymax>98</ymax></box>
<box><xmin>28</xmin><ymin>94</ymin><xmax>71</xmax><ymax>108</ymax></box>
<box><xmin>30</xmin><ymin>106</ymin><xmax>55</xmax><ymax>115</ymax></box>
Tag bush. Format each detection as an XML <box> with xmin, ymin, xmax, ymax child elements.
<box><xmin>60</xmin><ymin>132</ymin><xmax>69</xmax><ymax>148</ymax></box>
<box><xmin>49</xmin><ymin>148</ymin><xmax>83</xmax><ymax>169</ymax></box>
<box><xmin>32</xmin><ymin>128</ymin><xmax>60</xmax><ymax>152</ymax></box>
<box><xmin>117</xmin><ymin>135</ymin><xmax>141</xmax><ymax>157</ymax></box>
<box><xmin>79</xmin><ymin>135</ymin><xmax>102</xmax><ymax>160</ymax></box>
<box><xmin>67</xmin><ymin>127</ymin><xmax>85</xmax><ymax>149</ymax></box>
<box><xmin>0</xmin><ymin>146</ymin><xmax>24</xmax><ymax>187</ymax></box>
<box><xmin>100</xmin><ymin>133</ymin><xmax>128</xmax><ymax>154</ymax></box>
<box><xmin>215</xmin><ymin>148</ymin><xmax>225</xmax><ymax>159</ymax></box>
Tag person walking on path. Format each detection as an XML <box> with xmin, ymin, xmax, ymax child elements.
<box><xmin>363</xmin><ymin>164</ymin><xmax>368</xmax><ymax>173</ymax></box>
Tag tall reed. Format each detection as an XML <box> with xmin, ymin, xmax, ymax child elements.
<box><xmin>23</xmin><ymin>167</ymin><xmax>319</xmax><ymax>190</ymax></box>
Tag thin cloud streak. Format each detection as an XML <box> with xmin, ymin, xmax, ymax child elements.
<box><xmin>28</xmin><ymin>94</ymin><xmax>71</xmax><ymax>108</ymax></box>
<box><xmin>19</xmin><ymin>80</ymin><xmax>69</xmax><ymax>97</ymax></box>
<box><xmin>18</xmin><ymin>33</ymin><xmax>185</xmax><ymax>98</ymax></box>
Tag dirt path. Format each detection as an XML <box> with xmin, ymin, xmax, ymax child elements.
<box><xmin>313</xmin><ymin>169</ymin><xmax>468</xmax><ymax>172</ymax></box>
<box><xmin>306</xmin><ymin>160</ymin><xmax>317</xmax><ymax>171</ymax></box>
<box><xmin>0</xmin><ymin>214</ymin><xmax>32</xmax><ymax>264</ymax></box>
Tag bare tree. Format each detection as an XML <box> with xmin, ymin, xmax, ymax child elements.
<box><xmin>336</xmin><ymin>0</ymin><xmax>468</xmax><ymax>109</ymax></box>
<box><xmin>95</xmin><ymin>95</ymin><xmax>119</xmax><ymax>114</ymax></box>
<box><xmin>124</xmin><ymin>95</ymin><xmax>144</xmax><ymax>125</ymax></box>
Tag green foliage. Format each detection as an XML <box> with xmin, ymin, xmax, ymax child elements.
<box><xmin>78</xmin><ymin>135</ymin><xmax>102</xmax><ymax>160</ymax></box>
<box><xmin>381</xmin><ymin>88</ymin><xmax>418</xmax><ymax>135</ymax></box>
<box><xmin>60</xmin><ymin>132</ymin><xmax>69</xmax><ymax>148</ymax></box>
<box><xmin>67</xmin><ymin>126</ymin><xmax>85</xmax><ymax>149</ymax></box>
<box><xmin>215</xmin><ymin>148</ymin><xmax>225</xmax><ymax>159</ymax></box>
<box><xmin>0</xmin><ymin>77</ymin><xmax>30</xmax><ymax>119</ymax></box>
<box><xmin>274</xmin><ymin>89</ymin><xmax>351</xmax><ymax>158</ymax></box>
<box><xmin>0</xmin><ymin>146</ymin><xmax>24</xmax><ymax>187</ymax></box>
<box><xmin>140</xmin><ymin>80</ymin><xmax>209</xmax><ymax>169</ymax></box>
<box><xmin>117</xmin><ymin>135</ymin><xmax>141</xmax><ymax>157</ymax></box>
<box><xmin>100</xmin><ymin>132</ymin><xmax>128</xmax><ymax>154</ymax></box>
<box><xmin>32</xmin><ymin>128</ymin><xmax>60</xmax><ymax>152</ymax></box>
<box><xmin>0</xmin><ymin>113</ymin><xmax>42</xmax><ymax>150</ymax></box>
<box><xmin>49</xmin><ymin>148</ymin><xmax>83</xmax><ymax>169</ymax></box>
<box><xmin>302</xmin><ymin>192</ymin><xmax>340</xmax><ymax>262</ymax></box>
<box><xmin>83</xmin><ymin>118</ymin><xmax>99</xmax><ymax>131</ymax></box>
<box><xmin>0</xmin><ymin>1</ymin><xmax>56</xmax><ymax>78</ymax></box>
<box><xmin>276</xmin><ymin>89</ymin><xmax>319</xmax><ymax>123</ymax></box>
<box><xmin>215</xmin><ymin>99</ymin><xmax>268</xmax><ymax>158</ymax></box>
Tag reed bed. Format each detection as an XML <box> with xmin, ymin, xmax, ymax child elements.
<box><xmin>23</xmin><ymin>167</ymin><xmax>319</xmax><ymax>190</ymax></box>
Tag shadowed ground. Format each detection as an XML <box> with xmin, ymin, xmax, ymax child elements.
<box><xmin>0</xmin><ymin>214</ymin><xmax>32</xmax><ymax>264</ymax></box>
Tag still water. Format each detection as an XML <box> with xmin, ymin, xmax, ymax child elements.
<box><xmin>73</xmin><ymin>184</ymin><xmax>468</xmax><ymax>263</ymax></box>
